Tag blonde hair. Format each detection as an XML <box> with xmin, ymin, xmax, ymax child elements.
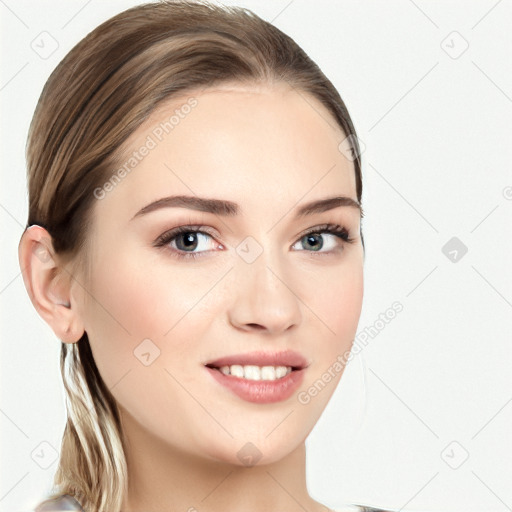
<box><xmin>25</xmin><ymin>1</ymin><xmax>364</xmax><ymax>510</ymax></box>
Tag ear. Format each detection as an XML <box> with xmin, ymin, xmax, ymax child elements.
<box><xmin>18</xmin><ymin>225</ymin><xmax>85</xmax><ymax>344</ymax></box>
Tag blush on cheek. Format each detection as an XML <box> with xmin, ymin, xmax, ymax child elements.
<box><xmin>80</xmin><ymin>263</ymin><xmax>151</xmax><ymax>389</ymax></box>
<box><xmin>82</xmin><ymin>252</ymin><xmax>211</xmax><ymax>390</ymax></box>
<box><xmin>318</xmin><ymin>267</ymin><xmax>363</xmax><ymax>339</ymax></box>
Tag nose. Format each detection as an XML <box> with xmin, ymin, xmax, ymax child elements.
<box><xmin>227</xmin><ymin>246</ymin><xmax>302</xmax><ymax>335</ymax></box>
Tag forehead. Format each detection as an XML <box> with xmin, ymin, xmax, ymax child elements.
<box><xmin>95</xmin><ymin>81</ymin><xmax>357</xmax><ymax>223</ymax></box>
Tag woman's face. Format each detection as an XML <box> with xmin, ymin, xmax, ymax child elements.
<box><xmin>77</xmin><ymin>81</ymin><xmax>364</xmax><ymax>465</ymax></box>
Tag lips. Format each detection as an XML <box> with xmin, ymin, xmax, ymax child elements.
<box><xmin>204</xmin><ymin>350</ymin><xmax>308</xmax><ymax>370</ymax></box>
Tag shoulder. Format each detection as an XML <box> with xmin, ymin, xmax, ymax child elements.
<box><xmin>31</xmin><ymin>494</ymin><xmax>84</xmax><ymax>511</ymax></box>
<box><xmin>333</xmin><ymin>505</ymin><xmax>441</xmax><ymax>512</ymax></box>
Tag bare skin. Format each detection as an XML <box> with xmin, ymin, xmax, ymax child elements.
<box><xmin>19</xmin><ymin>81</ymin><xmax>364</xmax><ymax>512</ymax></box>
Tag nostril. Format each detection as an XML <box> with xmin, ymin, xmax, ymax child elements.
<box><xmin>246</xmin><ymin>323</ymin><xmax>265</xmax><ymax>330</ymax></box>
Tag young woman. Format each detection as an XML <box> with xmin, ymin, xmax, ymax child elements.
<box><xmin>18</xmin><ymin>1</ymin><xmax>390</xmax><ymax>511</ymax></box>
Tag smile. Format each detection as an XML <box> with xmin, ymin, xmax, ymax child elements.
<box><xmin>206</xmin><ymin>364</ymin><xmax>293</xmax><ymax>381</ymax></box>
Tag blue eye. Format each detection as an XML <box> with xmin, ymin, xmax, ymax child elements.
<box><xmin>154</xmin><ymin>223</ymin><xmax>355</xmax><ymax>260</ymax></box>
<box><xmin>170</xmin><ymin>231</ymin><xmax>211</xmax><ymax>252</ymax></box>
<box><xmin>292</xmin><ymin>224</ymin><xmax>355</xmax><ymax>253</ymax></box>
<box><xmin>154</xmin><ymin>225</ymin><xmax>219</xmax><ymax>260</ymax></box>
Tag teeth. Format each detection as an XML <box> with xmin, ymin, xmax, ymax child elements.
<box><xmin>217</xmin><ymin>364</ymin><xmax>292</xmax><ymax>380</ymax></box>
<box><xmin>275</xmin><ymin>366</ymin><xmax>288</xmax><ymax>379</ymax></box>
<box><xmin>244</xmin><ymin>365</ymin><xmax>260</xmax><ymax>380</ymax></box>
<box><xmin>261</xmin><ymin>366</ymin><xmax>276</xmax><ymax>380</ymax></box>
<box><xmin>230</xmin><ymin>365</ymin><xmax>244</xmax><ymax>378</ymax></box>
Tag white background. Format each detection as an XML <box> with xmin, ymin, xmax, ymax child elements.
<box><xmin>1</xmin><ymin>1</ymin><xmax>511</xmax><ymax>511</ymax></box>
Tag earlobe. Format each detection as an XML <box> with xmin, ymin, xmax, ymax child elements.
<box><xmin>18</xmin><ymin>225</ymin><xmax>85</xmax><ymax>344</ymax></box>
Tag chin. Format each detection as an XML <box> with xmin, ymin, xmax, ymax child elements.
<box><xmin>203</xmin><ymin>436</ymin><xmax>300</xmax><ymax>468</ymax></box>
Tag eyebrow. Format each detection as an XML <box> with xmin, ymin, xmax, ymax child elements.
<box><xmin>131</xmin><ymin>194</ymin><xmax>362</xmax><ymax>220</ymax></box>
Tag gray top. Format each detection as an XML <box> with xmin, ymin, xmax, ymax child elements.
<box><xmin>33</xmin><ymin>495</ymin><xmax>84</xmax><ymax>511</ymax></box>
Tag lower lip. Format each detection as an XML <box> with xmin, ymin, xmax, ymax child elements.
<box><xmin>205</xmin><ymin>366</ymin><xmax>305</xmax><ymax>404</ymax></box>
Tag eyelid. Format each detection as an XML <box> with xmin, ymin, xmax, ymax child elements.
<box><xmin>153</xmin><ymin>224</ymin><xmax>216</xmax><ymax>246</ymax></box>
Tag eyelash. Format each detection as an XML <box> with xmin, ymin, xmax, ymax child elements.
<box><xmin>153</xmin><ymin>223</ymin><xmax>356</xmax><ymax>261</ymax></box>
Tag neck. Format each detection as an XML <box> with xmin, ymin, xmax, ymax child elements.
<box><xmin>119</xmin><ymin>408</ymin><xmax>330</xmax><ymax>512</ymax></box>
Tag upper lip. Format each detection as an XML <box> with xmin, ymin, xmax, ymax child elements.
<box><xmin>205</xmin><ymin>350</ymin><xmax>308</xmax><ymax>370</ymax></box>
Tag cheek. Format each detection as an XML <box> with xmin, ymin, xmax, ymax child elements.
<box><xmin>79</xmin><ymin>252</ymin><xmax>215</xmax><ymax>438</ymax></box>
<box><xmin>80</xmin><ymin>250</ymin><xmax>176</xmax><ymax>388</ymax></box>
<box><xmin>333</xmin><ymin>266</ymin><xmax>364</xmax><ymax>341</ymax></box>
<box><xmin>310</xmin><ymin>257</ymin><xmax>364</xmax><ymax>350</ymax></box>
<box><xmin>299</xmin><ymin>257</ymin><xmax>364</xmax><ymax>401</ymax></box>
<box><xmin>81</xmin><ymin>246</ymin><xmax>225</xmax><ymax>386</ymax></box>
